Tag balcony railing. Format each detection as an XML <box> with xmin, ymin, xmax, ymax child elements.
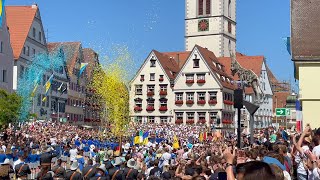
<box><xmin>159</xmin><ymin>90</ymin><xmax>167</xmax><ymax>95</ymax></box>
<box><xmin>175</xmin><ymin>100</ymin><xmax>183</xmax><ymax>105</ymax></box>
<box><xmin>159</xmin><ymin>106</ymin><xmax>168</xmax><ymax>111</ymax></box>
<box><xmin>186</xmin><ymin>100</ymin><xmax>194</xmax><ymax>105</ymax></box>
<box><xmin>146</xmin><ymin>106</ymin><xmax>155</xmax><ymax>111</ymax></box>
<box><xmin>197</xmin><ymin>79</ymin><xmax>206</xmax><ymax>83</ymax></box>
<box><xmin>186</xmin><ymin>80</ymin><xmax>194</xmax><ymax>84</ymax></box>
<box><xmin>208</xmin><ymin>100</ymin><xmax>217</xmax><ymax>105</ymax></box>
<box><xmin>197</xmin><ymin>100</ymin><xmax>206</xmax><ymax>105</ymax></box>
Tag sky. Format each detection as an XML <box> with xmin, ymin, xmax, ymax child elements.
<box><xmin>7</xmin><ymin>0</ymin><xmax>294</xmax><ymax>85</ymax></box>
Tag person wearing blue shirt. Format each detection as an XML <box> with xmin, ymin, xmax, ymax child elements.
<box><xmin>0</xmin><ymin>149</ymin><xmax>7</xmax><ymax>163</ymax></box>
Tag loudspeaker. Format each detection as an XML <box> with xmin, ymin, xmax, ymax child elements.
<box><xmin>234</xmin><ymin>89</ymin><xmax>243</xmax><ymax>109</ymax></box>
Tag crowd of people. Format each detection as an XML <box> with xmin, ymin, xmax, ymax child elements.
<box><xmin>0</xmin><ymin>121</ymin><xmax>319</xmax><ymax>180</ymax></box>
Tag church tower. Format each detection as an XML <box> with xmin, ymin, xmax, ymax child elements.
<box><xmin>185</xmin><ymin>0</ymin><xmax>236</xmax><ymax>57</ymax></box>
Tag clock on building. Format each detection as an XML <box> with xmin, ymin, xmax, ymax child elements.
<box><xmin>198</xmin><ymin>19</ymin><xmax>209</xmax><ymax>31</ymax></box>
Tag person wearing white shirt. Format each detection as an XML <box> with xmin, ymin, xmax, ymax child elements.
<box><xmin>69</xmin><ymin>145</ymin><xmax>78</xmax><ymax>162</ymax></box>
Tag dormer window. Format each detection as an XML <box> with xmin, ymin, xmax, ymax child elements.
<box><xmin>150</xmin><ymin>59</ymin><xmax>156</xmax><ymax>67</ymax></box>
<box><xmin>193</xmin><ymin>59</ymin><xmax>200</xmax><ymax>68</ymax></box>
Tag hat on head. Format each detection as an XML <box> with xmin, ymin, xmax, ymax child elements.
<box><xmin>127</xmin><ymin>158</ymin><xmax>137</xmax><ymax>169</ymax></box>
<box><xmin>97</xmin><ymin>164</ymin><xmax>106</xmax><ymax>173</ymax></box>
<box><xmin>112</xmin><ymin>157</ymin><xmax>122</xmax><ymax>166</ymax></box>
<box><xmin>70</xmin><ymin>161</ymin><xmax>79</xmax><ymax>171</ymax></box>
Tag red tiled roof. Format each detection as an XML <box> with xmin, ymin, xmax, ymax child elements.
<box><xmin>83</xmin><ymin>48</ymin><xmax>98</xmax><ymax>80</ymax></box>
<box><xmin>47</xmin><ymin>42</ymin><xmax>81</xmax><ymax>75</ymax></box>
<box><xmin>153</xmin><ymin>50</ymin><xmax>180</xmax><ymax>80</ymax></box>
<box><xmin>266</xmin><ymin>66</ymin><xmax>278</xmax><ymax>84</ymax></box>
<box><xmin>162</xmin><ymin>51</ymin><xmax>190</xmax><ymax>69</ymax></box>
<box><xmin>273</xmin><ymin>92</ymin><xmax>290</xmax><ymax>112</ymax></box>
<box><xmin>195</xmin><ymin>45</ymin><xmax>235</xmax><ymax>90</ymax></box>
<box><xmin>6</xmin><ymin>6</ymin><xmax>38</xmax><ymax>59</ymax></box>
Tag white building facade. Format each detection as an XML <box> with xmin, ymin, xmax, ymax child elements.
<box><xmin>185</xmin><ymin>0</ymin><xmax>236</xmax><ymax>57</ymax></box>
<box><xmin>0</xmin><ymin>10</ymin><xmax>14</xmax><ymax>92</ymax></box>
<box><xmin>129</xmin><ymin>51</ymin><xmax>178</xmax><ymax>124</ymax></box>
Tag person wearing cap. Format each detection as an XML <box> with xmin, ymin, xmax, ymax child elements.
<box><xmin>14</xmin><ymin>155</ymin><xmax>31</xmax><ymax>180</ymax></box>
<box><xmin>108</xmin><ymin>157</ymin><xmax>123</xmax><ymax>180</ymax></box>
<box><xmin>124</xmin><ymin>158</ymin><xmax>139</xmax><ymax>180</ymax></box>
<box><xmin>52</xmin><ymin>159</ymin><xmax>66</xmax><ymax>180</ymax></box>
<box><xmin>0</xmin><ymin>159</ymin><xmax>13</xmax><ymax>180</ymax></box>
<box><xmin>65</xmin><ymin>161</ymin><xmax>82</xmax><ymax>180</ymax></box>
<box><xmin>90</xmin><ymin>164</ymin><xmax>108</xmax><ymax>180</ymax></box>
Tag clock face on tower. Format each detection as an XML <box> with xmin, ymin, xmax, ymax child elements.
<box><xmin>198</xmin><ymin>19</ymin><xmax>209</xmax><ymax>31</ymax></box>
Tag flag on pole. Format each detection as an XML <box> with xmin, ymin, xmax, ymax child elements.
<box><xmin>134</xmin><ymin>131</ymin><xmax>140</xmax><ymax>145</ymax></box>
<box><xmin>79</xmin><ymin>63</ymin><xmax>88</xmax><ymax>77</ymax></box>
<box><xmin>57</xmin><ymin>82</ymin><xmax>63</xmax><ymax>91</ymax></box>
<box><xmin>296</xmin><ymin>99</ymin><xmax>303</xmax><ymax>132</ymax></box>
<box><xmin>0</xmin><ymin>0</ymin><xmax>5</xmax><ymax>28</ymax></box>
<box><xmin>143</xmin><ymin>131</ymin><xmax>149</xmax><ymax>145</ymax></box>
<box><xmin>203</xmin><ymin>131</ymin><xmax>207</xmax><ymax>141</ymax></box>
<box><xmin>44</xmin><ymin>74</ymin><xmax>54</xmax><ymax>95</ymax></box>
<box><xmin>42</xmin><ymin>96</ymin><xmax>47</xmax><ymax>102</ymax></box>
<box><xmin>60</xmin><ymin>83</ymin><xmax>68</xmax><ymax>95</ymax></box>
<box><xmin>173</xmin><ymin>135</ymin><xmax>180</xmax><ymax>149</ymax></box>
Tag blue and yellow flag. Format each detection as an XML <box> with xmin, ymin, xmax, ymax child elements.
<box><xmin>143</xmin><ymin>131</ymin><xmax>149</xmax><ymax>145</ymax></box>
<box><xmin>79</xmin><ymin>63</ymin><xmax>88</xmax><ymax>77</ymax></box>
<box><xmin>44</xmin><ymin>74</ymin><xmax>54</xmax><ymax>95</ymax></box>
<box><xmin>0</xmin><ymin>0</ymin><xmax>5</xmax><ymax>28</ymax></box>
<box><xmin>31</xmin><ymin>76</ymin><xmax>41</xmax><ymax>97</ymax></box>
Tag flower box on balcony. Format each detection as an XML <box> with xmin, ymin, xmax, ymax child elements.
<box><xmin>140</xmin><ymin>78</ymin><xmax>144</xmax><ymax>82</ymax></box>
<box><xmin>186</xmin><ymin>100</ymin><xmax>194</xmax><ymax>105</ymax></box>
<box><xmin>208</xmin><ymin>100</ymin><xmax>217</xmax><ymax>105</ymax></box>
<box><xmin>198</xmin><ymin>119</ymin><xmax>206</xmax><ymax>124</ymax></box>
<box><xmin>197</xmin><ymin>79</ymin><xmax>206</xmax><ymax>83</ymax></box>
<box><xmin>186</xmin><ymin>119</ymin><xmax>195</xmax><ymax>124</ymax></box>
<box><xmin>223</xmin><ymin>100</ymin><xmax>234</xmax><ymax>105</ymax></box>
<box><xmin>147</xmin><ymin>91</ymin><xmax>154</xmax><ymax>96</ymax></box>
<box><xmin>186</xmin><ymin>80</ymin><xmax>194</xmax><ymax>84</ymax></box>
<box><xmin>159</xmin><ymin>106</ymin><xmax>168</xmax><ymax>111</ymax></box>
<box><xmin>159</xmin><ymin>91</ymin><xmax>167</xmax><ymax>95</ymax></box>
<box><xmin>175</xmin><ymin>100</ymin><xmax>183</xmax><ymax>105</ymax></box>
<box><xmin>209</xmin><ymin>120</ymin><xmax>214</xmax><ymax>124</ymax></box>
<box><xmin>134</xmin><ymin>106</ymin><xmax>142</xmax><ymax>111</ymax></box>
<box><xmin>146</xmin><ymin>106</ymin><xmax>155</xmax><ymax>111</ymax></box>
<box><xmin>159</xmin><ymin>78</ymin><xmax>164</xmax><ymax>82</ymax></box>
<box><xmin>175</xmin><ymin>119</ymin><xmax>183</xmax><ymax>124</ymax></box>
<box><xmin>197</xmin><ymin>100</ymin><xmax>206</xmax><ymax>105</ymax></box>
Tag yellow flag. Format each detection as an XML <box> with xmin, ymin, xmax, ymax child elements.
<box><xmin>143</xmin><ymin>137</ymin><xmax>148</xmax><ymax>145</ymax></box>
<box><xmin>42</xmin><ymin>96</ymin><xmax>47</xmax><ymax>102</ymax></box>
<box><xmin>173</xmin><ymin>135</ymin><xmax>180</xmax><ymax>149</ymax></box>
<box><xmin>134</xmin><ymin>136</ymin><xmax>140</xmax><ymax>145</ymax></box>
<box><xmin>199</xmin><ymin>132</ymin><xmax>203</xmax><ymax>142</ymax></box>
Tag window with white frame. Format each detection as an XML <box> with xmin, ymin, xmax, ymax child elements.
<box><xmin>209</xmin><ymin>92</ymin><xmax>217</xmax><ymax>100</ymax></box>
<box><xmin>228</xmin><ymin>0</ymin><xmax>232</xmax><ymax>17</ymax></box>
<box><xmin>150</xmin><ymin>59</ymin><xmax>156</xmax><ymax>67</ymax></box>
<box><xmin>176</xmin><ymin>93</ymin><xmax>183</xmax><ymax>101</ymax></box>
<box><xmin>193</xmin><ymin>59</ymin><xmax>200</xmax><ymax>68</ymax></box>
<box><xmin>187</xmin><ymin>93</ymin><xmax>194</xmax><ymax>101</ymax></box>
<box><xmin>148</xmin><ymin>116</ymin><xmax>155</xmax><ymax>123</ymax></box>
<box><xmin>160</xmin><ymin>98</ymin><xmax>167</xmax><ymax>107</ymax></box>
<box><xmin>176</xmin><ymin>112</ymin><xmax>183</xmax><ymax>120</ymax></box>
<box><xmin>160</xmin><ymin>116</ymin><xmax>168</xmax><ymax>123</ymax></box>
<box><xmin>198</xmin><ymin>112</ymin><xmax>206</xmax><ymax>121</ymax></box>
<box><xmin>187</xmin><ymin>112</ymin><xmax>194</xmax><ymax>120</ymax></box>
<box><xmin>198</xmin><ymin>92</ymin><xmax>205</xmax><ymax>101</ymax></box>
<box><xmin>160</xmin><ymin>84</ymin><xmax>167</xmax><ymax>91</ymax></box>
<box><xmin>135</xmin><ymin>98</ymin><xmax>142</xmax><ymax>107</ymax></box>
<box><xmin>135</xmin><ymin>85</ymin><xmax>143</xmax><ymax>95</ymax></box>
<box><xmin>147</xmin><ymin>85</ymin><xmax>155</xmax><ymax>92</ymax></box>
<box><xmin>197</xmin><ymin>74</ymin><xmax>205</xmax><ymax>80</ymax></box>
<box><xmin>147</xmin><ymin>98</ymin><xmax>155</xmax><ymax>107</ymax></box>
<box><xmin>137</xmin><ymin>116</ymin><xmax>142</xmax><ymax>123</ymax></box>
<box><xmin>150</xmin><ymin>73</ymin><xmax>155</xmax><ymax>81</ymax></box>
<box><xmin>186</xmin><ymin>74</ymin><xmax>194</xmax><ymax>80</ymax></box>
<box><xmin>210</xmin><ymin>112</ymin><xmax>217</xmax><ymax>121</ymax></box>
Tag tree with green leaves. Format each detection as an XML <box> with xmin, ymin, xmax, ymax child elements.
<box><xmin>0</xmin><ymin>89</ymin><xmax>22</xmax><ymax>127</ymax></box>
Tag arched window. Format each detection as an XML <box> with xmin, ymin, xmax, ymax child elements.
<box><xmin>198</xmin><ymin>0</ymin><xmax>204</xmax><ymax>15</ymax></box>
<box><xmin>228</xmin><ymin>0</ymin><xmax>231</xmax><ymax>17</ymax></box>
<box><xmin>206</xmin><ymin>0</ymin><xmax>211</xmax><ymax>15</ymax></box>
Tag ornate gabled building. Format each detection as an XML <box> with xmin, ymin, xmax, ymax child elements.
<box><xmin>219</xmin><ymin>53</ymin><xmax>273</xmax><ymax>128</ymax></box>
<box><xmin>48</xmin><ymin>42</ymin><xmax>87</xmax><ymax>125</ymax></box>
<box><xmin>129</xmin><ymin>50</ymin><xmax>179</xmax><ymax>124</ymax></box>
<box><xmin>129</xmin><ymin>45</ymin><xmax>236</xmax><ymax>131</ymax></box>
